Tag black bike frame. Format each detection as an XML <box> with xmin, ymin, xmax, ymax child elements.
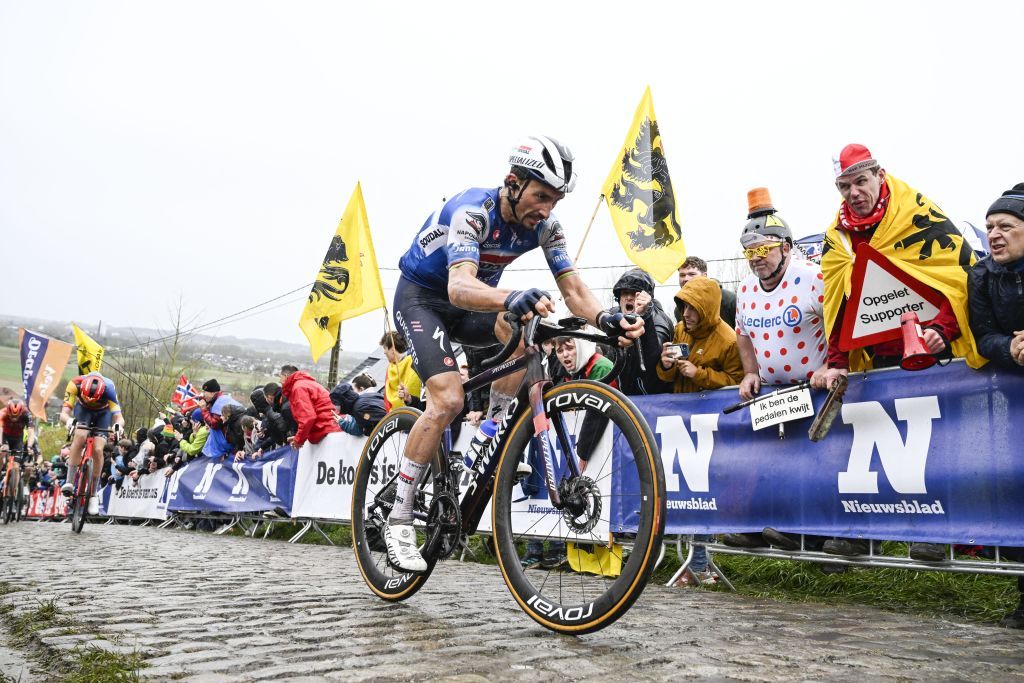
<box><xmin>439</xmin><ymin>318</ymin><xmax>629</xmax><ymax>537</ymax></box>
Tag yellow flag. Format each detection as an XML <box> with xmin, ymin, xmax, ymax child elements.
<box><xmin>299</xmin><ymin>182</ymin><xmax>386</xmax><ymax>362</ymax></box>
<box><xmin>602</xmin><ymin>86</ymin><xmax>686</xmax><ymax>283</ymax></box>
<box><xmin>567</xmin><ymin>541</ymin><xmax>623</xmax><ymax>577</ymax></box>
<box><xmin>71</xmin><ymin>323</ymin><xmax>104</xmax><ymax>375</ymax></box>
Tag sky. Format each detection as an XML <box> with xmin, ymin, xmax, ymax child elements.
<box><xmin>2</xmin><ymin>1</ymin><xmax>1021</xmax><ymax>357</ymax></box>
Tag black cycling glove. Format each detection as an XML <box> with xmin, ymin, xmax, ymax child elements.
<box><xmin>504</xmin><ymin>288</ymin><xmax>551</xmax><ymax>318</ymax></box>
<box><xmin>597</xmin><ymin>310</ymin><xmax>633</xmax><ymax>337</ymax></box>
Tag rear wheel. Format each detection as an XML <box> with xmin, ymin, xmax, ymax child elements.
<box><xmin>351</xmin><ymin>408</ymin><xmax>445</xmax><ymax>601</ymax></box>
<box><xmin>492</xmin><ymin>381</ymin><xmax>665</xmax><ymax>634</ymax></box>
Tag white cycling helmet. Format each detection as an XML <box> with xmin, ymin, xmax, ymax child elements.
<box><xmin>508</xmin><ymin>135</ymin><xmax>577</xmax><ymax>194</ymax></box>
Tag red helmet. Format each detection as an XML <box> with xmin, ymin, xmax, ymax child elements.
<box><xmin>6</xmin><ymin>399</ymin><xmax>24</xmax><ymax>417</ymax></box>
<box><xmin>80</xmin><ymin>375</ymin><xmax>107</xmax><ymax>404</ymax></box>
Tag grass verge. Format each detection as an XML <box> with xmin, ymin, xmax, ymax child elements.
<box><xmin>0</xmin><ymin>582</ymin><xmax>146</xmax><ymax>682</ymax></box>
<box><xmin>649</xmin><ymin>540</ymin><xmax>1021</xmax><ymax>625</ymax></box>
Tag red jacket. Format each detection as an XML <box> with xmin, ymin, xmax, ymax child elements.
<box><xmin>282</xmin><ymin>371</ymin><xmax>340</xmax><ymax>448</ymax></box>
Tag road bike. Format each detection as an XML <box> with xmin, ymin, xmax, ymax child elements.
<box><xmin>2</xmin><ymin>449</ymin><xmax>26</xmax><ymax>524</ymax></box>
<box><xmin>351</xmin><ymin>314</ymin><xmax>666</xmax><ymax>634</ymax></box>
<box><xmin>67</xmin><ymin>425</ymin><xmax>111</xmax><ymax>533</ymax></box>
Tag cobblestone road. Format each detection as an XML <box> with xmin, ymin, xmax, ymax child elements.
<box><xmin>1</xmin><ymin>523</ymin><xmax>1022</xmax><ymax>681</ymax></box>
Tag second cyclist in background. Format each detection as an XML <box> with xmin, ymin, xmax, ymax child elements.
<box><xmin>60</xmin><ymin>373</ymin><xmax>125</xmax><ymax>514</ymax></box>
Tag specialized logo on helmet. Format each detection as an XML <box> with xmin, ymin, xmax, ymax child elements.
<box><xmin>509</xmin><ymin>154</ymin><xmax>545</xmax><ymax>170</ymax></box>
<box><xmin>607</xmin><ymin>118</ymin><xmax>681</xmax><ymax>252</ymax></box>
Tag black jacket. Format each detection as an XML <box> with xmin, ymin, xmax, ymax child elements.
<box><xmin>969</xmin><ymin>256</ymin><xmax>1024</xmax><ymax>371</ymax></box>
<box><xmin>331</xmin><ymin>383</ymin><xmax>388</xmax><ymax>437</ymax></box>
<box><xmin>610</xmin><ymin>269</ymin><xmax>675</xmax><ymax>395</ymax></box>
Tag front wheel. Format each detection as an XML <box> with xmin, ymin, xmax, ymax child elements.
<box><xmin>351</xmin><ymin>407</ymin><xmax>445</xmax><ymax>601</ymax></box>
<box><xmin>70</xmin><ymin>463</ymin><xmax>91</xmax><ymax>534</ymax></box>
<box><xmin>492</xmin><ymin>380</ymin><xmax>666</xmax><ymax>634</ymax></box>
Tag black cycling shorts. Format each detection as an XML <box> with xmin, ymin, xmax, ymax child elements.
<box><xmin>393</xmin><ymin>276</ymin><xmax>500</xmax><ymax>382</ymax></box>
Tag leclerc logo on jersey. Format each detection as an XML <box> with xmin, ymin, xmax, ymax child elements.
<box><xmin>782</xmin><ymin>305</ymin><xmax>802</xmax><ymax>327</ymax></box>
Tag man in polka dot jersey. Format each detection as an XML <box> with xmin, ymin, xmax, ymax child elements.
<box><xmin>722</xmin><ymin>188</ymin><xmax>830</xmax><ymax>552</ymax></box>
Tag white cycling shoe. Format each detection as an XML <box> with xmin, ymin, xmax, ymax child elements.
<box><xmin>383</xmin><ymin>523</ymin><xmax>428</xmax><ymax>573</ymax></box>
<box><xmin>88</xmin><ymin>496</ymin><xmax>99</xmax><ymax>515</ymax></box>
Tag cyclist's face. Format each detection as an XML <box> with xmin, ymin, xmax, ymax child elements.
<box><xmin>556</xmin><ymin>339</ymin><xmax>577</xmax><ymax>372</ymax></box>
<box><xmin>515</xmin><ymin>180</ymin><xmax>564</xmax><ymax>228</ymax></box>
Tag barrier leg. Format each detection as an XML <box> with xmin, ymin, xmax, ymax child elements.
<box><xmin>666</xmin><ymin>536</ymin><xmax>695</xmax><ymax>587</ymax></box>
<box><xmin>263</xmin><ymin>521</ymin><xmax>275</xmax><ymax>539</ymax></box>
<box><xmin>312</xmin><ymin>520</ymin><xmax>335</xmax><ymax>546</ymax></box>
<box><xmin>156</xmin><ymin>516</ymin><xmax>176</xmax><ymax>529</ymax></box>
<box><xmin>288</xmin><ymin>520</ymin><xmax>313</xmax><ymax>543</ymax></box>
<box><xmin>707</xmin><ymin>557</ymin><xmax>735</xmax><ymax>591</ymax></box>
<box><xmin>213</xmin><ymin>515</ymin><xmax>240</xmax><ymax>535</ymax></box>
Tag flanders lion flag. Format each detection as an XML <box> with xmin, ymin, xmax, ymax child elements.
<box><xmin>298</xmin><ymin>183</ymin><xmax>385</xmax><ymax>362</ymax></box>
<box><xmin>71</xmin><ymin>323</ymin><xmax>104</xmax><ymax>375</ymax></box>
<box><xmin>821</xmin><ymin>173</ymin><xmax>984</xmax><ymax>370</ymax></box>
<box><xmin>601</xmin><ymin>86</ymin><xmax>685</xmax><ymax>283</ymax></box>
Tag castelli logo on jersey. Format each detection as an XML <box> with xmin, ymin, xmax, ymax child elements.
<box><xmin>492</xmin><ymin>229</ymin><xmax>500</xmax><ymax>240</ymax></box>
<box><xmin>443</xmin><ymin>357</ymin><xmax>454</xmax><ymax>367</ymax></box>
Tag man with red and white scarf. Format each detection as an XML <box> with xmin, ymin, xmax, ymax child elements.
<box><xmin>814</xmin><ymin>144</ymin><xmax>974</xmax><ymax>563</ymax></box>
<box><xmin>813</xmin><ymin>144</ymin><xmax>963</xmax><ymax>395</ymax></box>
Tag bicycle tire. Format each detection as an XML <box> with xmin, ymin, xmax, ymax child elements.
<box><xmin>351</xmin><ymin>407</ymin><xmax>444</xmax><ymax>601</ymax></box>
<box><xmin>1</xmin><ymin>493</ymin><xmax>10</xmax><ymax>524</ymax></box>
<box><xmin>491</xmin><ymin>380</ymin><xmax>665</xmax><ymax>634</ymax></box>
<box><xmin>70</xmin><ymin>461</ymin><xmax>91</xmax><ymax>533</ymax></box>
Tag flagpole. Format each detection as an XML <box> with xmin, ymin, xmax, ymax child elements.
<box><xmin>574</xmin><ymin>194</ymin><xmax>605</xmax><ymax>264</ymax></box>
<box><xmin>327</xmin><ymin>322</ymin><xmax>342</xmax><ymax>387</ymax></box>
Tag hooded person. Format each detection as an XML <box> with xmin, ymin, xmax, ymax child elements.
<box><xmin>609</xmin><ymin>268</ymin><xmax>674</xmax><ymax>395</ymax></box>
<box><xmin>280</xmin><ymin>367</ymin><xmax>340</xmax><ymax>449</ymax></box>
<box><xmin>657</xmin><ymin>277</ymin><xmax>744</xmax><ymax>393</ymax></box>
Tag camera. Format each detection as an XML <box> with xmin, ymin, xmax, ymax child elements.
<box><xmin>668</xmin><ymin>343</ymin><xmax>690</xmax><ymax>360</ymax></box>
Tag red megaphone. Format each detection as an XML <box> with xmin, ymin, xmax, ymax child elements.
<box><xmin>899</xmin><ymin>311</ymin><xmax>936</xmax><ymax>371</ymax></box>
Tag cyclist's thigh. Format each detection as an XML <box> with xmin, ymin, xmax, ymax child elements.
<box><xmin>394</xmin><ymin>277</ymin><xmax>464</xmax><ymax>382</ymax></box>
<box><xmin>1</xmin><ymin>434</ymin><xmax>20</xmax><ymax>451</ymax></box>
<box><xmin>450</xmin><ymin>310</ymin><xmax>500</xmax><ymax>349</ymax></box>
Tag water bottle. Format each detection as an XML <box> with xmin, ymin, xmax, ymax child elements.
<box><xmin>463</xmin><ymin>419</ymin><xmax>499</xmax><ymax>471</ymax></box>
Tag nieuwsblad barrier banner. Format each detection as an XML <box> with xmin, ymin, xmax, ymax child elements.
<box><xmin>615</xmin><ymin>362</ymin><xmax>1024</xmax><ymax>545</ymax></box>
<box><xmin>166</xmin><ymin>445</ymin><xmax>297</xmax><ymax>515</ymax></box>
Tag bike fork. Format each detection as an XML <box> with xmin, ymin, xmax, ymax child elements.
<box><xmin>528</xmin><ymin>382</ymin><xmax>583</xmax><ymax>510</ymax></box>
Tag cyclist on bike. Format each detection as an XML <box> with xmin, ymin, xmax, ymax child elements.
<box><xmin>0</xmin><ymin>399</ymin><xmax>37</xmax><ymax>507</ymax></box>
<box><xmin>59</xmin><ymin>373</ymin><xmax>125</xmax><ymax>514</ymax></box>
<box><xmin>0</xmin><ymin>398</ymin><xmax>37</xmax><ymax>458</ymax></box>
<box><xmin>384</xmin><ymin>135</ymin><xmax>643</xmax><ymax>572</ymax></box>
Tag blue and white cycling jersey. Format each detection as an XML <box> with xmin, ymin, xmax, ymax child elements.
<box><xmin>398</xmin><ymin>187</ymin><xmax>576</xmax><ymax>294</ymax></box>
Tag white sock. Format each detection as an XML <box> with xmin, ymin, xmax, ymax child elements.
<box><xmin>389</xmin><ymin>459</ymin><xmax>427</xmax><ymax>525</ymax></box>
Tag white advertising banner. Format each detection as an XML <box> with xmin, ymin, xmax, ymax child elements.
<box><xmin>290</xmin><ymin>431</ymin><xmax>363</xmax><ymax>521</ymax></box>
<box><xmin>102</xmin><ymin>471</ymin><xmax>169</xmax><ymax>520</ymax></box>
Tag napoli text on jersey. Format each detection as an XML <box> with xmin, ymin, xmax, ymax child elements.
<box><xmin>398</xmin><ymin>187</ymin><xmax>576</xmax><ymax>293</ymax></box>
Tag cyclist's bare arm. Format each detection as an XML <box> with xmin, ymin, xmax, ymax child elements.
<box><xmin>448</xmin><ymin>264</ymin><xmax>555</xmax><ymax>318</ymax></box>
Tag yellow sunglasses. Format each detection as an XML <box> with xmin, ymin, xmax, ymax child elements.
<box><xmin>743</xmin><ymin>242</ymin><xmax>782</xmax><ymax>260</ymax></box>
